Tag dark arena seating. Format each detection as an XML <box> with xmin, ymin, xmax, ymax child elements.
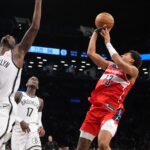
<box><xmin>0</xmin><ymin>0</ymin><xmax>150</xmax><ymax>149</ymax></box>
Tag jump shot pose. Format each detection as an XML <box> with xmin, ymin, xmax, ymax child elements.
<box><xmin>76</xmin><ymin>27</ymin><xmax>142</xmax><ymax>150</ymax></box>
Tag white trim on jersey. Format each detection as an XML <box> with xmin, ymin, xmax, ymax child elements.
<box><xmin>101</xmin><ymin>74</ymin><xmax>130</xmax><ymax>88</ymax></box>
<box><xmin>38</xmin><ymin>112</ymin><xmax>43</xmax><ymax>128</ymax></box>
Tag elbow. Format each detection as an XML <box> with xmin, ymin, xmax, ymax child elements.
<box><xmin>87</xmin><ymin>45</ymin><xmax>96</xmax><ymax>57</ymax></box>
<box><xmin>87</xmin><ymin>51</ymin><xmax>91</xmax><ymax>57</ymax></box>
<box><xmin>87</xmin><ymin>51</ymin><xmax>95</xmax><ymax>59</ymax></box>
<box><xmin>87</xmin><ymin>48</ymin><xmax>93</xmax><ymax>57</ymax></box>
<box><xmin>87</xmin><ymin>52</ymin><xmax>93</xmax><ymax>58</ymax></box>
<box><xmin>30</xmin><ymin>23</ymin><xmax>40</xmax><ymax>32</ymax></box>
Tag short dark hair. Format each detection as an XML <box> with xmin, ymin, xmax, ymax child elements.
<box><xmin>130</xmin><ymin>50</ymin><xmax>142</xmax><ymax>69</ymax></box>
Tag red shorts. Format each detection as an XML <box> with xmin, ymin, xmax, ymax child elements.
<box><xmin>80</xmin><ymin>103</ymin><xmax>123</xmax><ymax>136</ymax></box>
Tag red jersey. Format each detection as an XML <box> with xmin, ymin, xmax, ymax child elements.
<box><xmin>88</xmin><ymin>64</ymin><xmax>134</xmax><ymax>109</ymax></box>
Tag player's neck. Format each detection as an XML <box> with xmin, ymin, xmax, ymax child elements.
<box><xmin>26</xmin><ymin>87</ymin><xmax>36</xmax><ymax>98</ymax></box>
<box><xmin>0</xmin><ymin>45</ymin><xmax>10</xmax><ymax>55</ymax></box>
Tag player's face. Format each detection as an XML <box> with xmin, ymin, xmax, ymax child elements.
<box><xmin>121</xmin><ymin>52</ymin><xmax>134</xmax><ymax>64</ymax></box>
<box><xmin>26</xmin><ymin>76</ymin><xmax>39</xmax><ymax>89</ymax></box>
<box><xmin>0</xmin><ymin>35</ymin><xmax>16</xmax><ymax>49</ymax></box>
<box><xmin>48</xmin><ymin>136</ymin><xmax>53</xmax><ymax>142</ymax></box>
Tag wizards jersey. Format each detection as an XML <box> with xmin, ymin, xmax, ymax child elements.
<box><xmin>88</xmin><ymin>64</ymin><xmax>134</xmax><ymax>108</ymax></box>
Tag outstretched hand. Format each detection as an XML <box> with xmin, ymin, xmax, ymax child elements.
<box><xmin>100</xmin><ymin>28</ymin><xmax>111</xmax><ymax>44</ymax></box>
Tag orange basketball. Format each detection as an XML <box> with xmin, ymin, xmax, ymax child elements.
<box><xmin>95</xmin><ymin>12</ymin><xmax>114</xmax><ymax>30</ymax></box>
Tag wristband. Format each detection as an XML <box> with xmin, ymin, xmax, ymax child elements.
<box><xmin>106</xmin><ymin>42</ymin><xmax>118</xmax><ymax>57</ymax></box>
<box><xmin>94</xmin><ymin>27</ymin><xmax>104</xmax><ymax>34</ymax></box>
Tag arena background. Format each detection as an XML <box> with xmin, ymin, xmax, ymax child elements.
<box><xmin>0</xmin><ymin>0</ymin><xmax>150</xmax><ymax>149</ymax></box>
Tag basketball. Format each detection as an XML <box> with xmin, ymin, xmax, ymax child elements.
<box><xmin>95</xmin><ymin>12</ymin><xmax>114</xmax><ymax>30</ymax></box>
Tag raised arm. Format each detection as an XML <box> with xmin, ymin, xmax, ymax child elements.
<box><xmin>17</xmin><ymin>0</ymin><xmax>42</xmax><ymax>55</ymax></box>
<box><xmin>100</xmin><ymin>28</ymin><xmax>138</xmax><ymax>78</ymax></box>
<box><xmin>87</xmin><ymin>31</ymin><xmax>112</xmax><ymax>70</ymax></box>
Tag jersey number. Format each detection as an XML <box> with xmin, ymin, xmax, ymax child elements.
<box><xmin>103</xmin><ymin>75</ymin><xmax>114</xmax><ymax>86</ymax></box>
<box><xmin>27</xmin><ymin>107</ymin><xmax>33</xmax><ymax>117</ymax></box>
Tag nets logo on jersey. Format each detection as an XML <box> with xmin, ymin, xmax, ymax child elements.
<box><xmin>21</xmin><ymin>99</ymin><xmax>39</xmax><ymax>109</ymax></box>
<box><xmin>0</xmin><ymin>59</ymin><xmax>10</xmax><ymax>68</ymax></box>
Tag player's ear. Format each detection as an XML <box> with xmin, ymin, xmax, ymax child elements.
<box><xmin>130</xmin><ymin>57</ymin><xmax>135</xmax><ymax>64</ymax></box>
<box><xmin>37</xmin><ymin>84</ymin><xmax>39</xmax><ymax>89</ymax></box>
<box><xmin>26</xmin><ymin>81</ymin><xmax>29</xmax><ymax>87</ymax></box>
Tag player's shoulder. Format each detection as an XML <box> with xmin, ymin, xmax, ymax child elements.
<box><xmin>15</xmin><ymin>91</ymin><xmax>24</xmax><ymax>103</ymax></box>
<box><xmin>37</xmin><ymin>97</ymin><xmax>44</xmax><ymax>104</ymax></box>
<box><xmin>133</xmin><ymin>65</ymin><xmax>139</xmax><ymax>72</ymax></box>
<box><xmin>105</xmin><ymin>62</ymin><xmax>114</xmax><ymax>69</ymax></box>
<box><xmin>131</xmin><ymin>65</ymin><xmax>139</xmax><ymax>79</ymax></box>
<box><xmin>37</xmin><ymin>97</ymin><xmax>44</xmax><ymax>110</ymax></box>
<box><xmin>108</xmin><ymin>61</ymin><xmax>114</xmax><ymax>65</ymax></box>
<box><xmin>102</xmin><ymin>61</ymin><xmax>114</xmax><ymax>71</ymax></box>
<box><xmin>12</xmin><ymin>44</ymin><xmax>21</xmax><ymax>55</ymax></box>
<box><xmin>38</xmin><ymin>97</ymin><xmax>44</xmax><ymax>101</ymax></box>
<box><xmin>15</xmin><ymin>91</ymin><xmax>23</xmax><ymax>97</ymax></box>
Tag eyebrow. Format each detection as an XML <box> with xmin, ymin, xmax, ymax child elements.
<box><xmin>32</xmin><ymin>77</ymin><xmax>39</xmax><ymax>81</ymax></box>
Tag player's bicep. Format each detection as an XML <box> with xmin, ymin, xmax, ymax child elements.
<box><xmin>18</xmin><ymin>27</ymin><xmax>38</xmax><ymax>55</ymax></box>
<box><xmin>38</xmin><ymin>98</ymin><xmax>44</xmax><ymax>112</ymax></box>
<box><xmin>88</xmin><ymin>53</ymin><xmax>112</xmax><ymax>70</ymax></box>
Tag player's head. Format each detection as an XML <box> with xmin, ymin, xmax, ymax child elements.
<box><xmin>121</xmin><ymin>50</ymin><xmax>142</xmax><ymax>69</ymax></box>
<box><xmin>26</xmin><ymin>76</ymin><xmax>39</xmax><ymax>89</ymax></box>
<box><xmin>48</xmin><ymin>135</ymin><xmax>53</xmax><ymax>142</ymax></box>
<box><xmin>0</xmin><ymin>35</ymin><xmax>16</xmax><ymax>49</ymax></box>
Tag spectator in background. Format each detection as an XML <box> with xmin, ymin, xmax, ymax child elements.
<box><xmin>44</xmin><ymin>135</ymin><xmax>59</xmax><ymax>150</ymax></box>
<box><xmin>63</xmin><ymin>146</ymin><xmax>69</xmax><ymax>150</ymax></box>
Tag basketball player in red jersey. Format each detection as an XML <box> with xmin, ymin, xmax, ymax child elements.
<box><xmin>0</xmin><ymin>0</ymin><xmax>42</xmax><ymax>149</ymax></box>
<box><xmin>76</xmin><ymin>27</ymin><xmax>142</xmax><ymax>150</ymax></box>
